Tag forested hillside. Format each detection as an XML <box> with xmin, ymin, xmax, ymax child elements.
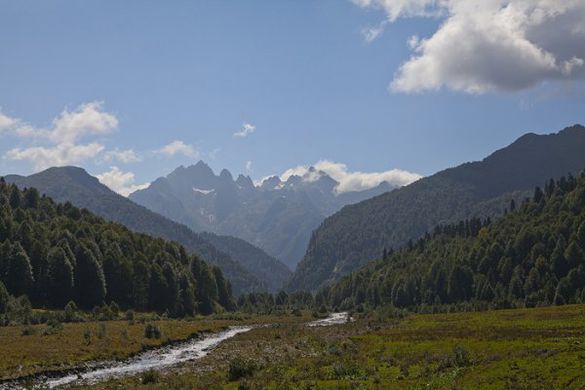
<box><xmin>199</xmin><ymin>232</ymin><xmax>291</xmax><ymax>292</ymax></box>
<box><xmin>0</xmin><ymin>179</ymin><xmax>234</xmax><ymax>315</ymax></box>
<box><xmin>323</xmin><ymin>170</ymin><xmax>585</xmax><ymax>310</ymax></box>
<box><xmin>290</xmin><ymin>125</ymin><xmax>585</xmax><ymax>291</ymax></box>
<box><xmin>5</xmin><ymin>167</ymin><xmax>268</xmax><ymax>294</ymax></box>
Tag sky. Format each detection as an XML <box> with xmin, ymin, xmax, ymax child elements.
<box><xmin>0</xmin><ymin>0</ymin><xmax>584</xmax><ymax>196</ymax></box>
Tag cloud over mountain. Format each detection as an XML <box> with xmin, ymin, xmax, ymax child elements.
<box><xmin>280</xmin><ymin>160</ymin><xmax>422</xmax><ymax>194</ymax></box>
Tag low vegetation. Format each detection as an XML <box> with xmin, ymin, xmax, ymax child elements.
<box><xmin>65</xmin><ymin>304</ymin><xmax>585</xmax><ymax>389</ymax></box>
<box><xmin>0</xmin><ymin>311</ymin><xmax>313</xmax><ymax>381</ymax></box>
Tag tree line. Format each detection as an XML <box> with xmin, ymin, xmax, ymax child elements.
<box><xmin>322</xmin><ymin>170</ymin><xmax>585</xmax><ymax>311</ymax></box>
<box><xmin>0</xmin><ymin>178</ymin><xmax>235</xmax><ymax>317</ymax></box>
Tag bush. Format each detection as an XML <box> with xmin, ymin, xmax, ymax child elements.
<box><xmin>228</xmin><ymin>358</ymin><xmax>256</xmax><ymax>381</ymax></box>
<box><xmin>125</xmin><ymin>309</ymin><xmax>135</xmax><ymax>322</ymax></box>
<box><xmin>83</xmin><ymin>328</ymin><xmax>92</xmax><ymax>345</ymax></box>
<box><xmin>144</xmin><ymin>323</ymin><xmax>161</xmax><ymax>339</ymax></box>
<box><xmin>21</xmin><ymin>325</ymin><xmax>36</xmax><ymax>336</ymax></box>
<box><xmin>64</xmin><ymin>301</ymin><xmax>78</xmax><ymax>322</ymax></box>
<box><xmin>141</xmin><ymin>369</ymin><xmax>160</xmax><ymax>384</ymax></box>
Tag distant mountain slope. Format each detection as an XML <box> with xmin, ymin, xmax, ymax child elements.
<box><xmin>200</xmin><ymin>232</ymin><xmax>291</xmax><ymax>292</ymax></box>
<box><xmin>288</xmin><ymin>124</ymin><xmax>585</xmax><ymax>291</ymax></box>
<box><xmin>130</xmin><ymin>162</ymin><xmax>395</xmax><ymax>268</ymax></box>
<box><xmin>4</xmin><ymin>167</ymin><xmax>276</xmax><ymax>294</ymax></box>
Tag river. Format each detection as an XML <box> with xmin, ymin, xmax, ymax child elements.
<box><xmin>2</xmin><ymin>312</ymin><xmax>350</xmax><ymax>389</ymax></box>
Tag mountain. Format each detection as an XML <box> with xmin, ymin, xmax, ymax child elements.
<box><xmin>324</xmin><ymin>170</ymin><xmax>585</xmax><ymax>310</ymax></box>
<box><xmin>0</xmin><ymin>180</ymin><xmax>234</xmax><ymax>314</ymax></box>
<box><xmin>4</xmin><ymin>167</ymin><xmax>288</xmax><ymax>294</ymax></box>
<box><xmin>289</xmin><ymin>124</ymin><xmax>585</xmax><ymax>291</ymax></box>
<box><xmin>130</xmin><ymin>162</ymin><xmax>395</xmax><ymax>268</ymax></box>
<box><xmin>199</xmin><ymin>232</ymin><xmax>291</xmax><ymax>292</ymax></box>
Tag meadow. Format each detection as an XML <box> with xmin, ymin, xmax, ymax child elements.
<box><xmin>0</xmin><ymin>311</ymin><xmax>312</xmax><ymax>382</ymax></box>
<box><xmin>68</xmin><ymin>305</ymin><xmax>585</xmax><ymax>390</ymax></box>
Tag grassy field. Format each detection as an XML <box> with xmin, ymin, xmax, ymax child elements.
<box><xmin>0</xmin><ymin>311</ymin><xmax>312</xmax><ymax>381</ymax></box>
<box><xmin>69</xmin><ymin>305</ymin><xmax>585</xmax><ymax>390</ymax></box>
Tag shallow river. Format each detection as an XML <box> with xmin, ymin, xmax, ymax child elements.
<box><xmin>2</xmin><ymin>312</ymin><xmax>349</xmax><ymax>389</ymax></box>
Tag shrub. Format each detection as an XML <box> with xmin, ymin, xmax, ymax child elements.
<box><xmin>144</xmin><ymin>323</ymin><xmax>161</xmax><ymax>339</ymax></box>
<box><xmin>141</xmin><ymin>369</ymin><xmax>160</xmax><ymax>384</ymax></box>
<box><xmin>83</xmin><ymin>328</ymin><xmax>92</xmax><ymax>345</ymax></box>
<box><xmin>228</xmin><ymin>358</ymin><xmax>256</xmax><ymax>381</ymax></box>
<box><xmin>64</xmin><ymin>301</ymin><xmax>78</xmax><ymax>322</ymax></box>
<box><xmin>125</xmin><ymin>309</ymin><xmax>135</xmax><ymax>322</ymax></box>
<box><xmin>21</xmin><ymin>325</ymin><xmax>36</xmax><ymax>336</ymax></box>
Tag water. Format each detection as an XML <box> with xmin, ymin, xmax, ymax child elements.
<box><xmin>307</xmin><ymin>312</ymin><xmax>350</xmax><ymax>327</ymax></box>
<box><xmin>2</xmin><ymin>313</ymin><xmax>349</xmax><ymax>389</ymax></box>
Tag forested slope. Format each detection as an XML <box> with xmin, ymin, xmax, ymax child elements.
<box><xmin>0</xmin><ymin>179</ymin><xmax>234</xmax><ymax>315</ymax></box>
<box><xmin>5</xmin><ymin>167</ymin><xmax>264</xmax><ymax>294</ymax></box>
<box><xmin>290</xmin><ymin>125</ymin><xmax>585</xmax><ymax>291</ymax></box>
<box><xmin>323</xmin><ymin>171</ymin><xmax>585</xmax><ymax>310</ymax></box>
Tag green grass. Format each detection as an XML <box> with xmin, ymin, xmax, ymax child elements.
<box><xmin>70</xmin><ymin>305</ymin><xmax>585</xmax><ymax>389</ymax></box>
<box><xmin>0</xmin><ymin>311</ymin><xmax>313</xmax><ymax>381</ymax></box>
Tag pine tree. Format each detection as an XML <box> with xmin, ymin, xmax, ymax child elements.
<box><xmin>46</xmin><ymin>247</ymin><xmax>74</xmax><ymax>307</ymax></box>
<box><xmin>0</xmin><ymin>280</ymin><xmax>8</xmax><ymax>314</ymax></box>
<box><xmin>5</xmin><ymin>242</ymin><xmax>34</xmax><ymax>296</ymax></box>
<box><xmin>74</xmin><ymin>244</ymin><xmax>106</xmax><ymax>309</ymax></box>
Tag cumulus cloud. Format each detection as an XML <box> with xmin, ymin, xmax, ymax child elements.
<box><xmin>155</xmin><ymin>140</ymin><xmax>198</xmax><ymax>158</ymax></box>
<box><xmin>103</xmin><ymin>148</ymin><xmax>141</xmax><ymax>163</ymax></box>
<box><xmin>353</xmin><ymin>0</ymin><xmax>585</xmax><ymax>93</ymax></box>
<box><xmin>279</xmin><ymin>160</ymin><xmax>422</xmax><ymax>194</ymax></box>
<box><xmin>49</xmin><ymin>102</ymin><xmax>118</xmax><ymax>143</ymax></box>
<box><xmin>233</xmin><ymin>122</ymin><xmax>255</xmax><ymax>138</ymax></box>
<box><xmin>3</xmin><ymin>102</ymin><xmax>119</xmax><ymax>170</ymax></box>
<box><xmin>0</xmin><ymin>112</ymin><xmax>17</xmax><ymax>130</ymax></box>
<box><xmin>6</xmin><ymin>143</ymin><xmax>105</xmax><ymax>171</ymax></box>
<box><xmin>96</xmin><ymin>166</ymin><xmax>149</xmax><ymax>197</ymax></box>
<box><xmin>245</xmin><ymin>160</ymin><xmax>253</xmax><ymax>173</ymax></box>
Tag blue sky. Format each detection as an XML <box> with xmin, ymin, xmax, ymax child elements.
<box><xmin>1</xmin><ymin>0</ymin><xmax>584</xmax><ymax>195</ymax></box>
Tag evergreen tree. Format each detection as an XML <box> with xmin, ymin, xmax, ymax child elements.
<box><xmin>0</xmin><ymin>280</ymin><xmax>8</xmax><ymax>314</ymax></box>
<box><xmin>74</xmin><ymin>244</ymin><xmax>106</xmax><ymax>309</ymax></box>
<box><xmin>5</xmin><ymin>242</ymin><xmax>34</xmax><ymax>296</ymax></box>
<box><xmin>46</xmin><ymin>247</ymin><xmax>74</xmax><ymax>307</ymax></box>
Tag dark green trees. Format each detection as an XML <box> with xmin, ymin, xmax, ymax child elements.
<box><xmin>46</xmin><ymin>247</ymin><xmax>74</xmax><ymax>307</ymax></box>
<box><xmin>74</xmin><ymin>244</ymin><xmax>106</xmax><ymax>309</ymax></box>
<box><xmin>326</xmin><ymin>172</ymin><xmax>585</xmax><ymax>311</ymax></box>
<box><xmin>3</xmin><ymin>243</ymin><xmax>34</xmax><ymax>297</ymax></box>
<box><xmin>0</xmin><ymin>180</ymin><xmax>234</xmax><ymax>315</ymax></box>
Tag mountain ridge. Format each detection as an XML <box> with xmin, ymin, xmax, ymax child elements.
<box><xmin>288</xmin><ymin>124</ymin><xmax>585</xmax><ymax>292</ymax></box>
<box><xmin>130</xmin><ymin>161</ymin><xmax>397</xmax><ymax>268</ymax></box>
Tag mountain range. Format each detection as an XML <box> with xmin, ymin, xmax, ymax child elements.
<box><xmin>4</xmin><ymin>167</ymin><xmax>291</xmax><ymax>294</ymax></box>
<box><xmin>129</xmin><ymin>162</ymin><xmax>395</xmax><ymax>269</ymax></box>
<box><xmin>288</xmin><ymin>124</ymin><xmax>585</xmax><ymax>291</ymax></box>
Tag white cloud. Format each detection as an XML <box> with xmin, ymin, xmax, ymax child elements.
<box><xmin>49</xmin><ymin>102</ymin><xmax>118</xmax><ymax>143</ymax></box>
<box><xmin>2</xmin><ymin>102</ymin><xmax>119</xmax><ymax>170</ymax></box>
<box><xmin>233</xmin><ymin>122</ymin><xmax>256</xmax><ymax>138</ymax></box>
<box><xmin>103</xmin><ymin>148</ymin><xmax>141</xmax><ymax>163</ymax></box>
<box><xmin>354</xmin><ymin>0</ymin><xmax>585</xmax><ymax>93</ymax></box>
<box><xmin>361</xmin><ymin>21</ymin><xmax>388</xmax><ymax>43</ymax></box>
<box><xmin>155</xmin><ymin>140</ymin><xmax>198</xmax><ymax>158</ymax></box>
<box><xmin>245</xmin><ymin>160</ymin><xmax>253</xmax><ymax>172</ymax></box>
<box><xmin>96</xmin><ymin>166</ymin><xmax>149</xmax><ymax>197</ymax></box>
<box><xmin>6</xmin><ymin>143</ymin><xmax>105</xmax><ymax>171</ymax></box>
<box><xmin>0</xmin><ymin>112</ymin><xmax>17</xmax><ymax>130</ymax></box>
<box><xmin>279</xmin><ymin>160</ymin><xmax>422</xmax><ymax>194</ymax></box>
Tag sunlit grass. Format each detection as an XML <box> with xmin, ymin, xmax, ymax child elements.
<box><xmin>72</xmin><ymin>304</ymin><xmax>585</xmax><ymax>389</ymax></box>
